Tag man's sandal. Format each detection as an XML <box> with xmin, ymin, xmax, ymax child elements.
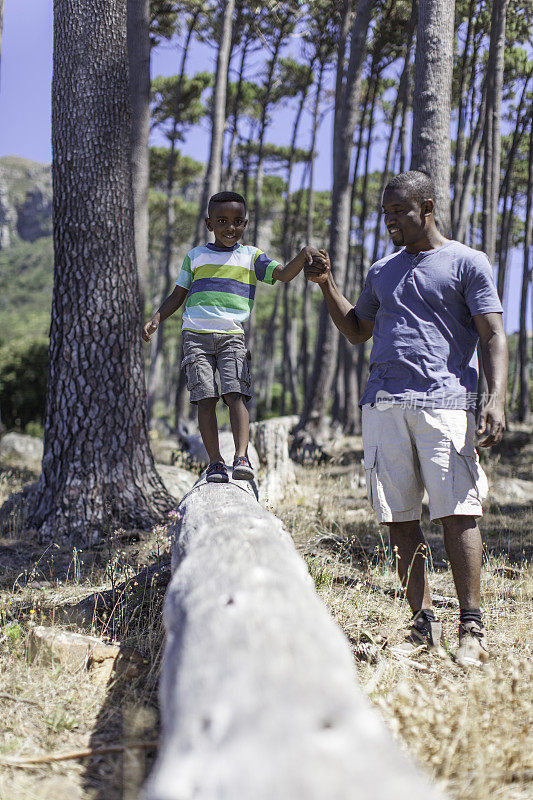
<box><xmin>206</xmin><ymin>461</ymin><xmax>229</xmax><ymax>483</ymax></box>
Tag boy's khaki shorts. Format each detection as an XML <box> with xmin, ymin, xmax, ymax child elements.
<box><xmin>181</xmin><ymin>330</ymin><xmax>252</xmax><ymax>403</ymax></box>
<box><xmin>361</xmin><ymin>404</ymin><xmax>488</xmax><ymax>524</ymax></box>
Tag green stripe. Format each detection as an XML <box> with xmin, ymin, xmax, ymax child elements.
<box><xmin>186</xmin><ymin>291</ymin><xmax>253</xmax><ymax>312</ymax></box>
<box><xmin>253</xmin><ymin>248</ymin><xmax>263</xmax><ymax>262</ymax></box>
<box><xmin>193</xmin><ymin>263</ymin><xmax>256</xmax><ymax>285</ymax></box>
<box><xmin>264</xmin><ymin>261</ymin><xmax>278</xmax><ymax>285</ymax></box>
<box><xmin>182</xmin><ymin>254</ymin><xmax>192</xmax><ymax>273</ymax></box>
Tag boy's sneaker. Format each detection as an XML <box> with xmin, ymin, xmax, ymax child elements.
<box><xmin>232</xmin><ymin>455</ymin><xmax>254</xmax><ymax>481</ymax></box>
<box><xmin>205</xmin><ymin>461</ymin><xmax>229</xmax><ymax>483</ymax></box>
<box><xmin>454</xmin><ymin>621</ymin><xmax>489</xmax><ymax>667</ymax></box>
<box><xmin>391</xmin><ymin>613</ymin><xmax>445</xmax><ymax>658</ymax></box>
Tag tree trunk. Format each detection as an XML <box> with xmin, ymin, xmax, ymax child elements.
<box><xmin>411</xmin><ymin>0</ymin><xmax>455</xmax><ymax>236</ymax></box>
<box><xmin>300</xmin><ymin>61</ymin><xmax>326</xmax><ymax>400</ymax></box>
<box><xmin>518</xmin><ymin>115</ymin><xmax>532</xmax><ymax>422</ymax></box>
<box><xmin>451</xmin><ymin>0</ymin><xmax>475</xmax><ymax>231</ymax></box>
<box><xmin>148</xmin><ymin>15</ymin><xmax>197</xmax><ymax>422</ymax></box>
<box><xmin>25</xmin><ymin>0</ymin><xmax>172</xmax><ymax>545</ymax></box>
<box><xmin>297</xmin><ymin>0</ymin><xmax>374</xmax><ymax>442</ymax></box>
<box><xmin>194</xmin><ymin>0</ymin><xmax>235</xmax><ymax>246</ymax></box>
<box><xmin>372</xmin><ymin>6</ymin><xmax>415</xmax><ymax>264</ymax></box>
<box><xmin>127</xmin><ymin>0</ymin><xmax>150</xmax><ymax>301</ymax></box>
<box><xmin>454</xmin><ymin>80</ymin><xmax>487</xmax><ymax>243</ymax></box>
<box><xmin>225</xmin><ymin>31</ymin><xmax>251</xmax><ymax>190</ymax></box>
<box><xmin>469</xmin><ymin>151</ymin><xmax>483</xmax><ymax>246</ymax></box>
<box><xmin>145</xmin><ymin>480</ymin><xmax>446</xmax><ymax>800</ymax></box>
<box><xmin>481</xmin><ymin>0</ymin><xmax>509</xmax><ymax>263</ymax></box>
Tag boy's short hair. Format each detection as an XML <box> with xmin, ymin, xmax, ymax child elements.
<box><xmin>385</xmin><ymin>170</ymin><xmax>435</xmax><ymax>206</ymax></box>
<box><xmin>208</xmin><ymin>191</ymin><xmax>247</xmax><ymax>216</ymax></box>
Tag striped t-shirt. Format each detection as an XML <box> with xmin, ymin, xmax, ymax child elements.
<box><xmin>175</xmin><ymin>242</ymin><xmax>280</xmax><ymax>334</ymax></box>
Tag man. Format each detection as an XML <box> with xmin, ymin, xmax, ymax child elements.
<box><xmin>306</xmin><ymin>170</ymin><xmax>507</xmax><ymax>667</ymax></box>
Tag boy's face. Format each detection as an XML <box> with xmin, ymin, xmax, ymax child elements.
<box><xmin>206</xmin><ymin>201</ymin><xmax>248</xmax><ymax>248</ymax></box>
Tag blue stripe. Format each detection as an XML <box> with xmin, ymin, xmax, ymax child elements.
<box><xmin>189</xmin><ymin>277</ymin><xmax>256</xmax><ymax>301</ymax></box>
<box><xmin>254</xmin><ymin>252</ymin><xmax>272</xmax><ymax>282</ymax></box>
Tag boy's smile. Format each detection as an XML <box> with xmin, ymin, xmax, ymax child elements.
<box><xmin>206</xmin><ymin>201</ymin><xmax>248</xmax><ymax>248</ymax></box>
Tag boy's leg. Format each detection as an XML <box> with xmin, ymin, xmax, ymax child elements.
<box><xmin>223</xmin><ymin>392</ymin><xmax>249</xmax><ymax>457</ymax></box>
<box><xmin>197</xmin><ymin>397</ymin><xmax>223</xmax><ymax>464</ymax></box>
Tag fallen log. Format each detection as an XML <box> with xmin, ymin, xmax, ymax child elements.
<box><xmin>144</xmin><ymin>475</ymin><xmax>445</xmax><ymax>800</ymax></box>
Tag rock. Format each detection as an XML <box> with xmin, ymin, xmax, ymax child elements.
<box><xmin>151</xmin><ymin>438</ymin><xmax>184</xmax><ymax>466</ymax></box>
<box><xmin>27</xmin><ymin>626</ymin><xmax>147</xmax><ymax>684</ymax></box>
<box><xmin>0</xmin><ymin>432</ymin><xmax>43</xmax><ymax>471</ymax></box>
<box><xmin>0</xmin><ymin>157</ymin><xmax>53</xmax><ymax>249</ymax></box>
<box><xmin>156</xmin><ymin>463</ymin><xmax>198</xmax><ymax>500</ymax></box>
<box><xmin>490</xmin><ymin>477</ymin><xmax>533</xmax><ymax>502</ymax></box>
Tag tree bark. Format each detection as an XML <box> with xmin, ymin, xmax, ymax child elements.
<box><xmin>454</xmin><ymin>80</ymin><xmax>487</xmax><ymax>243</ymax></box>
<box><xmin>193</xmin><ymin>0</ymin><xmax>235</xmax><ymax>246</ymax></box>
<box><xmin>127</xmin><ymin>0</ymin><xmax>151</xmax><ymax>301</ymax></box>
<box><xmin>481</xmin><ymin>0</ymin><xmax>509</xmax><ymax>263</ymax></box>
<box><xmin>411</xmin><ymin>0</ymin><xmax>455</xmax><ymax>236</ymax></box>
<box><xmin>297</xmin><ymin>0</ymin><xmax>374</xmax><ymax>443</ymax></box>
<box><xmin>23</xmin><ymin>0</ymin><xmax>172</xmax><ymax>544</ymax></box>
<box><xmin>518</xmin><ymin>114</ymin><xmax>532</xmax><ymax>422</ymax></box>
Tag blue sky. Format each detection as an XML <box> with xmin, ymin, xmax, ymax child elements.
<box><xmin>0</xmin><ymin>0</ymin><xmax>529</xmax><ymax>333</ymax></box>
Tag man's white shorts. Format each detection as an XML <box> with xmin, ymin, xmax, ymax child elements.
<box><xmin>361</xmin><ymin>404</ymin><xmax>489</xmax><ymax>524</ymax></box>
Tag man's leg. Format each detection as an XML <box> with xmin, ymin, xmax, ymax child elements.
<box><xmin>223</xmin><ymin>392</ymin><xmax>249</xmax><ymax>457</ymax></box>
<box><xmin>441</xmin><ymin>514</ymin><xmax>488</xmax><ymax>665</ymax></box>
<box><xmin>441</xmin><ymin>514</ymin><xmax>482</xmax><ymax>609</ymax></box>
<box><xmin>388</xmin><ymin>520</ymin><xmax>433</xmax><ymax>614</ymax></box>
<box><xmin>197</xmin><ymin>397</ymin><xmax>223</xmax><ymax>464</ymax></box>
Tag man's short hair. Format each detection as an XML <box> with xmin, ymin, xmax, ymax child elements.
<box><xmin>208</xmin><ymin>191</ymin><xmax>247</xmax><ymax>215</ymax></box>
<box><xmin>385</xmin><ymin>170</ymin><xmax>435</xmax><ymax>206</ymax></box>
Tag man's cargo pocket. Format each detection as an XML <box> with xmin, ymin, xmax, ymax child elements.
<box><xmin>363</xmin><ymin>445</ymin><xmax>378</xmax><ymax>507</ymax></box>
<box><xmin>181</xmin><ymin>354</ymin><xmax>200</xmax><ymax>391</ymax></box>
<box><xmin>450</xmin><ymin>430</ymin><xmax>488</xmax><ymax>502</ymax></box>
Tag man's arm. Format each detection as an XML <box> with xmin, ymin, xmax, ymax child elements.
<box><xmin>305</xmin><ymin>253</ymin><xmax>374</xmax><ymax>345</ymax></box>
<box><xmin>142</xmin><ymin>285</ymin><xmax>188</xmax><ymax>342</ymax></box>
<box><xmin>473</xmin><ymin>312</ymin><xmax>508</xmax><ymax>446</ymax></box>
<box><xmin>272</xmin><ymin>246</ymin><xmax>326</xmax><ymax>282</ymax></box>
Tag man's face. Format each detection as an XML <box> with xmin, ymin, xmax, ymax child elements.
<box><xmin>382</xmin><ymin>187</ymin><xmax>432</xmax><ymax>251</ymax></box>
<box><xmin>206</xmin><ymin>201</ymin><xmax>247</xmax><ymax>247</ymax></box>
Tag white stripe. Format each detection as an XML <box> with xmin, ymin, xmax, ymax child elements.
<box><xmin>189</xmin><ymin>246</ymin><xmax>257</xmax><ymax>273</ymax></box>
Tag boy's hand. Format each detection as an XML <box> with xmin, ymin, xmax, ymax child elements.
<box><xmin>304</xmin><ymin>249</ymin><xmax>330</xmax><ymax>284</ymax></box>
<box><xmin>142</xmin><ymin>315</ymin><xmax>160</xmax><ymax>342</ymax></box>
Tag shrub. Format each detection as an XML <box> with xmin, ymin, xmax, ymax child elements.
<box><xmin>0</xmin><ymin>337</ymin><xmax>48</xmax><ymax>430</ymax></box>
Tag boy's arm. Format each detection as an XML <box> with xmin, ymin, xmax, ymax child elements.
<box><xmin>142</xmin><ymin>285</ymin><xmax>188</xmax><ymax>342</ymax></box>
<box><xmin>272</xmin><ymin>246</ymin><xmax>327</xmax><ymax>282</ymax></box>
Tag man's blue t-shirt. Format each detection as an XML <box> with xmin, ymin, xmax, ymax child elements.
<box><xmin>354</xmin><ymin>241</ymin><xmax>503</xmax><ymax>410</ymax></box>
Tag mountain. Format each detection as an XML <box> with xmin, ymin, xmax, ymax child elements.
<box><xmin>0</xmin><ymin>156</ymin><xmax>53</xmax><ymax>250</ymax></box>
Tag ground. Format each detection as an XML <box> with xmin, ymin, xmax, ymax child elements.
<box><xmin>0</xmin><ymin>432</ymin><xmax>531</xmax><ymax>800</ymax></box>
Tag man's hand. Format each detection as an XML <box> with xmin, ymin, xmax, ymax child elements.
<box><xmin>142</xmin><ymin>314</ymin><xmax>160</xmax><ymax>343</ymax></box>
<box><xmin>477</xmin><ymin>397</ymin><xmax>505</xmax><ymax>447</ymax></box>
<box><xmin>304</xmin><ymin>249</ymin><xmax>330</xmax><ymax>285</ymax></box>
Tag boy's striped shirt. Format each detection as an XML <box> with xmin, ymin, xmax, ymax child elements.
<box><xmin>175</xmin><ymin>243</ymin><xmax>280</xmax><ymax>334</ymax></box>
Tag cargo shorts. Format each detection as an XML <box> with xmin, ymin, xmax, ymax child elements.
<box><xmin>181</xmin><ymin>330</ymin><xmax>252</xmax><ymax>404</ymax></box>
<box><xmin>361</xmin><ymin>404</ymin><xmax>489</xmax><ymax>524</ymax></box>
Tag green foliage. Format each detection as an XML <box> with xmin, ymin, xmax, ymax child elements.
<box><xmin>151</xmin><ymin>72</ymin><xmax>212</xmax><ymax>141</ymax></box>
<box><xmin>149</xmin><ymin>146</ymin><xmax>203</xmax><ymax>190</ymax></box>
<box><xmin>148</xmin><ymin>190</ymin><xmax>198</xmax><ymax>261</ymax></box>
<box><xmin>0</xmin><ymin>337</ymin><xmax>48</xmax><ymax>430</ymax></box>
<box><xmin>0</xmin><ymin>237</ymin><xmax>53</xmax><ymax>343</ymax></box>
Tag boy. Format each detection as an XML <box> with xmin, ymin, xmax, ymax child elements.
<box><xmin>143</xmin><ymin>191</ymin><xmax>325</xmax><ymax>483</ymax></box>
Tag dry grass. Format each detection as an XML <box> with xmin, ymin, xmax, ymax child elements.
<box><xmin>0</xmin><ymin>441</ymin><xmax>532</xmax><ymax>799</ymax></box>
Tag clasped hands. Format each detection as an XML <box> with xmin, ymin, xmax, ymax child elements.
<box><xmin>304</xmin><ymin>248</ymin><xmax>330</xmax><ymax>284</ymax></box>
